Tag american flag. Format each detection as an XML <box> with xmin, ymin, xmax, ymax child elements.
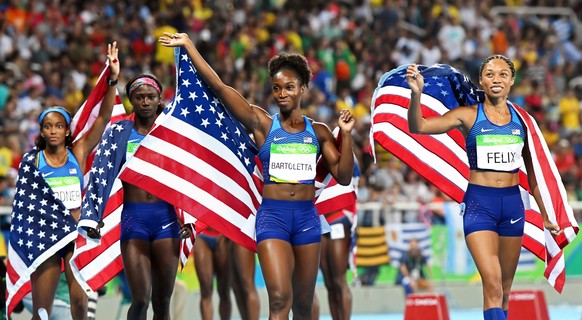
<box><xmin>6</xmin><ymin>60</ymin><xmax>125</xmax><ymax>317</ymax></box>
<box><xmin>314</xmin><ymin>127</ymin><xmax>357</xmax><ymax>215</ymax></box>
<box><xmin>119</xmin><ymin>47</ymin><xmax>262</xmax><ymax>252</ymax></box>
<box><xmin>69</xmin><ymin>120</ymin><xmax>131</xmax><ymax>293</ymax></box>
<box><xmin>370</xmin><ymin>63</ymin><xmax>579</xmax><ymax>292</ymax></box>
<box><xmin>69</xmin><ymin>61</ymin><xmax>126</xmax><ymax>186</ymax></box>
<box><xmin>69</xmin><ymin>118</ymin><xmax>199</xmax><ymax>293</ymax></box>
<box><xmin>6</xmin><ymin>151</ymin><xmax>78</xmax><ymax>317</ymax></box>
<box><xmin>119</xmin><ymin>47</ymin><xmax>356</xmax><ymax>254</ymax></box>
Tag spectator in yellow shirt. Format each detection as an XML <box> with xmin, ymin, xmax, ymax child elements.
<box><xmin>558</xmin><ymin>88</ymin><xmax>581</xmax><ymax>137</ymax></box>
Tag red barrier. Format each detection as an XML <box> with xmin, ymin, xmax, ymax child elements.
<box><xmin>507</xmin><ymin>290</ymin><xmax>550</xmax><ymax>320</ymax></box>
<box><xmin>404</xmin><ymin>293</ymin><xmax>450</xmax><ymax>320</ymax></box>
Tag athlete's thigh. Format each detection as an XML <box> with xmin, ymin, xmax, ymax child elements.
<box><xmin>151</xmin><ymin>238</ymin><xmax>179</xmax><ymax>297</ymax></box>
<box><xmin>194</xmin><ymin>237</ymin><xmax>214</xmax><ymax>289</ymax></box>
<box><xmin>498</xmin><ymin>236</ymin><xmax>522</xmax><ymax>284</ymax></box>
<box><xmin>465</xmin><ymin>231</ymin><xmax>501</xmax><ymax>282</ymax></box>
<box><xmin>328</xmin><ymin>224</ymin><xmax>351</xmax><ymax>276</ymax></box>
<box><xmin>292</xmin><ymin>242</ymin><xmax>321</xmax><ymax>294</ymax></box>
<box><xmin>231</xmin><ymin>243</ymin><xmax>256</xmax><ymax>285</ymax></box>
<box><xmin>30</xmin><ymin>254</ymin><xmax>61</xmax><ymax>309</ymax></box>
<box><xmin>121</xmin><ymin>239</ymin><xmax>152</xmax><ymax>295</ymax></box>
<box><xmin>214</xmin><ymin>236</ymin><xmax>232</xmax><ymax>293</ymax></box>
<box><xmin>257</xmin><ymin>239</ymin><xmax>294</xmax><ymax>294</ymax></box>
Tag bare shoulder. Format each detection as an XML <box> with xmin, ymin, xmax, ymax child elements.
<box><xmin>451</xmin><ymin>104</ymin><xmax>477</xmax><ymax>121</ymax></box>
<box><xmin>453</xmin><ymin>105</ymin><xmax>478</xmax><ymax>131</ymax></box>
<box><xmin>249</xmin><ymin>104</ymin><xmax>273</xmax><ymax>129</ymax></box>
<box><xmin>308</xmin><ymin>117</ymin><xmax>331</xmax><ymax>131</ymax></box>
<box><xmin>309</xmin><ymin>118</ymin><xmax>334</xmax><ymax>141</ymax></box>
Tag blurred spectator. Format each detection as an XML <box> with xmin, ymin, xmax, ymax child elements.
<box><xmin>395</xmin><ymin>238</ymin><xmax>432</xmax><ymax>296</ymax></box>
<box><xmin>419</xmin><ymin>36</ymin><xmax>442</xmax><ymax>67</ymax></box>
<box><xmin>437</xmin><ymin>15</ymin><xmax>466</xmax><ymax>63</ymax></box>
<box><xmin>400</xmin><ymin>170</ymin><xmax>434</xmax><ymax>223</ymax></box>
<box><xmin>554</xmin><ymin>139</ymin><xmax>576</xmax><ymax>176</ymax></box>
<box><xmin>558</xmin><ymin>87</ymin><xmax>581</xmax><ymax>138</ymax></box>
<box><xmin>0</xmin><ymin>175</ymin><xmax>10</xmax><ymax>243</ymax></box>
<box><xmin>0</xmin><ymin>135</ymin><xmax>11</xmax><ymax>177</ymax></box>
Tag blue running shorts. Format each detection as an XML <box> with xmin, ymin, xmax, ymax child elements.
<box><xmin>256</xmin><ymin>198</ymin><xmax>321</xmax><ymax>246</ymax></box>
<box><xmin>462</xmin><ymin>184</ymin><xmax>525</xmax><ymax>237</ymax></box>
<box><xmin>120</xmin><ymin>201</ymin><xmax>180</xmax><ymax>242</ymax></box>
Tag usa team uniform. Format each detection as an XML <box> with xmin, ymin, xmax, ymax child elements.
<box><xmin>256</xmin><ymin>115</ymin><xmax>321</xmax><ymax>245</ymax></box>
<box><xmin>462</xmin><ymin>103</ymin><xmax>526</xmax><ymax>237</ymax></box>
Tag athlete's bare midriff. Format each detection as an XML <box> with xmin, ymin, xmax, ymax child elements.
<box><xmin>468</xmin><ymin>170</ymin><xmax>520</xmax><ymax>188</ymax></box>
<box><xmin>123</xmin><ymin>182</ymin><xmax>163</xmax><ymax>202</ymax></box>
<box><xmin>262</xmin><ymin>183</ymin><xmax>316</xmax><ymax>201</ymax></box>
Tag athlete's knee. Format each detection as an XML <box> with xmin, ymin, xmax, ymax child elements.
<box><xmin>239</xmin><ymin>283</ymin><xmax>257</xmax><ymax>297</ymax></box>
<box><xmin>217</xmin><ymin>284</ymin><xmax>231</xmax><ymax>300</ymax></box>
<box><xmin>331</xmin><ymin>276</ymin><xmax>348</xmax><ymax>292</ymax></box>
<box><xmin>151</xmin><ymin>293</ymin><xmax>171</xmax><ymax>309</ymax></box>
<box><xmin>199</xmin><ymin>285</ymin><xmax>214</xmax><ymax>298</ymax></box>
<box><xmin>292</xmin><ymin>290</ymin><xmax>314</xmax><ymax>312</ymax></box>
<box><xmin>268</xmin><ymin>290</ymin><xmax>292</xmax><ymax>312</ymax></box>
<box><xmin>69</xmin><ymin>291</ymin><xmax>88</xmax><ymax>316</ymax></box>
<box><xmin>70</xmin><ymin>303</ymin><xmax>88</xmax><ymax>320</ymax></box>
<box><xmin>482</xmin><ymin>277</ymin><xmax>503</xmax><ymax>300</ymax></box>
<box><xmin>291</xmin><ymin>298</ymin><xmax>313</xmax><ymax>318</ymax></box>
<box><xmin>131</xmin><ymin>294</ymin><xmax>150</xmax><ymax>311</ymax></box>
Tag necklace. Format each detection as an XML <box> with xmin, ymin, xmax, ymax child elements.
<box><xmin>43</xmin><ymin>150</ymin><xmax>69</xmax><ymax>167</ymax></box>
<box><xmin>485</xmin><ymin>107</ymin><xmax>509</xmax><ymax>125</ymax></box>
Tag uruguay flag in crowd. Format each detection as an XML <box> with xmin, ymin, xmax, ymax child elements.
<box><xmin>370</xmin><ymin>63</ymin><xmax>579</xmax><ymax>292</ymax></box>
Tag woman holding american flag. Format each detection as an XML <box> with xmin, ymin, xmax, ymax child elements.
<box><xmin>405</xmin><ymin>55</ymin><xmax>562</xmax><ymax>320</ymax></box>
<box><xmin>6</xmin><ymin>42</ymin><xmax>119</xmax><ymax>320</ymax></box>
<box><xmin>160</xmin><ymin>32</ymin><xmax>355</xmax><ymax>319</ymax></box>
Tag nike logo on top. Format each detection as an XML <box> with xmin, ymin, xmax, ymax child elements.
<box><xmin>42</xmin><ymin>171</ymin><xmax>54</xmax><ymax>177</ymax></box>
<box><xmin>481</xmin><ymin>128</ymin><xmax>494</xmax><ymax>133</ymax></box>
<box><xmin>510</xmin><ymin>217</ymin><xmax>523</xmax><ymax>224</ymax></box>
<box><xmin>273</xmin><ymin>137</ymin><xmax>285</xmax><ymax>141</ymax></box>
<box><xmin>162</xmin><ymin>221</ymin><xmax>176</xmax><ymax>229</ymax></box>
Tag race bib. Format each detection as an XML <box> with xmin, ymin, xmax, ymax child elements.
<box><xmin>45</xmin><ymin>176</ymin><xmax>82</xmax><ymax>209</ymax></box>
<box><xmin>269</xmin><ymin>143</ymin><xmax>317</xmax><ymax>183</ymax></box>
<box><xmin>330</xmin><ymin>223</ymin><xmax>346</xmax><ymax>240</ymax></box>
<box><xmin>126</xmin><ymin>141</ymin><xmax>140</xmax><ymax>161</ymax></box>
<box><xmin>476</xmin><ymin>134</ymin><xmax>524</xmax><ymax>171</ymax></box>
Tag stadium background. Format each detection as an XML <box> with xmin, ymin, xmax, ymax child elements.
<box><xmin>1</xmin><ymin>0</ymin><xmax>582</xmax><ymax>318</ymax></box>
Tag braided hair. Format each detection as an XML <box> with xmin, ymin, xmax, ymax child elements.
<box><xmin>479</xmin><ymin>55</ymin><xmax>516</xmax><ymax>79</ymax></box>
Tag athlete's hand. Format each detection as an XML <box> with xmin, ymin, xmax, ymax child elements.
<box><xmin>406</xmin><ymin>64</ymin><xmax>424</xmax><ymax>95</ymax></box>
<box><xmin>159</xmin><ymin>32</ymin><xmax>189</xmax><ymax>47</ymax></box>
<box><xmin>107</xmin><ymin>41</ymin><xmax>120</xmax><ymax>80</ymax></box>
<box><xmin>179</xmin><ymin>223</ymin><xmax>193</xmax><ymax>239</ymax></box>
<box><xmin>338</xmin><ymin>109</ymin><xmax>355</xmax><ymax>132</ymax></box>
<box><xmin>544</xmin><ymin>220</ymin><xmax>562</xmax><ymax>236</ymax></box>
<box><xmin>86</xmin><ymin>220</ymin><xmax>105</xmax><ymax>239</ymax></box>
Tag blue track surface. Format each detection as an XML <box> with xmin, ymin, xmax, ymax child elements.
<box><xmin>321</xmin><ymin>305</ymin><xmax>582</xmax><ymax>320</ymax></box>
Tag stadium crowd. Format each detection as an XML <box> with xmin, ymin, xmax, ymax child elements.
<box><xmin>1</xmin><ymin>0</ymin><xmax>582</xmax><ymax>241</ymax></box>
